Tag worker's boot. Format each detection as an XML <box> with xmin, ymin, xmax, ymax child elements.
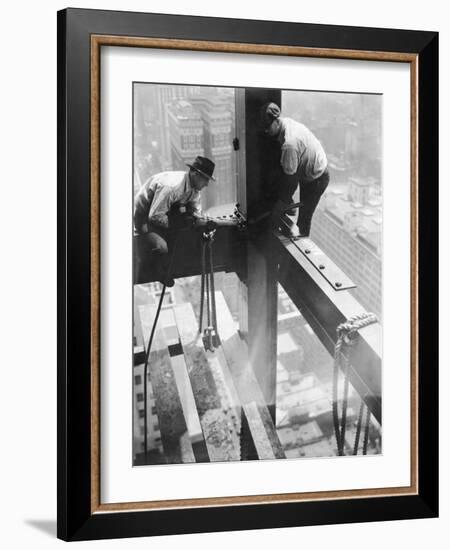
<box><xmin>153</xmin><ymin>252</ymin><xmax>175</xmax><ymax>288</ymax></box>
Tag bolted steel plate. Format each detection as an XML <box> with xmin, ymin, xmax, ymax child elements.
<box><xmin>293</xmin><ymin>237</ymin><xmax>356</xmax><ymax>291</ymax></box>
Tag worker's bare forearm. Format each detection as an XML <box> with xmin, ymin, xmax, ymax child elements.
<box><xmin>134</xmin><ymin>186</ymin><xmax>155</xmax><ymax>233</ymax></box>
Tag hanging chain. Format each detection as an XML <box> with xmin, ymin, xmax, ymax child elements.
<box><xmin>199</xmin><ymin>237</ymin><xmax>207</xmax><ymax>333</ymax></box>
<box><xmin>208</xmin><ymin>235</ymin><xmax>221</xmax><ymax>348</ymax></box>
<box><xmin>333</xmin><ymin>312</ymin><xmax>378</xmax><ymax>456</ymax></box>
<box><xmin>199</xmin><ymin>229</ymin><xmax>220</xmax><ymax>352</ymax></box>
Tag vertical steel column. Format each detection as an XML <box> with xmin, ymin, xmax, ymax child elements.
<box><xmin>234</xmin><ymin>89</ymin><xmax>249</xmax><ymax>342</ymax></box>
<box><xmin>245</xmin><ymin>89</ymin><xmax>281</xmax><ymax>422</ymax></box>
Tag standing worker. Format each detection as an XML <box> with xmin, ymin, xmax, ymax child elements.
<box><xmin>260</xmin><ymin>102</ymin><xmax>330</xmax><ymax>238</ymax></box>
<box><xmin>134</xmin><ymin>155</ymin><xmax>216</xmax><ymax>286</ymax></box>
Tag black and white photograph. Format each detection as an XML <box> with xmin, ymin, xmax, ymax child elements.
<box><xmin>132</xmin><ymin>83</ymin><xmax>382</xmax><ymax>466</ymax></box>
<box><xmin>0</xmin><ymin>0</ymin><xmax>443</xmax><ymax>546</ymax></box>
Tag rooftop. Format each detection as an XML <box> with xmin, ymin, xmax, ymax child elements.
<box><xmin>321</xmin><ymin>179</ymin><xmax>383</xmax><ymax>254</ymax></box>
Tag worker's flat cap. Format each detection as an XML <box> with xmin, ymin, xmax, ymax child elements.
<box><xmin>260</xmin><ymin>102</ymin><xmax>281</xmax><ymax>128</ymax></box>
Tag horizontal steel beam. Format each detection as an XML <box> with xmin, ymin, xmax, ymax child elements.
<box><xmin>133</xmin><ymin>226</ymin><xmax>246</xmax><ymax>285</ymax></box>
<box><xmin>279</xmin><ymin>220</ymin><xmax>355</xmax><ymax>291</ymax></box>
<box><xmin>273</xmin><ymin>232</ymin><xmax>382</xmax><ymax>423</ymax></box>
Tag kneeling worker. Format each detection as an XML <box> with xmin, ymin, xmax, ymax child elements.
<box><xmin>134</xmin><ymin>156</ymin><xmax>216</xmax><ymax>287</ymax></box>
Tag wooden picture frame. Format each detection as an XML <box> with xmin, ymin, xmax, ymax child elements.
<box><xmin>57</xmin><ymin>7</ymin><xmax>438</xmax><ymax>541</ymax></box>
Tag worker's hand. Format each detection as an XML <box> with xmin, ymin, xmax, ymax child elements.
<box><xmin>149</xmin><ymin>213</ymin><xmax>169</xmax><ymax>229</ymax></box>
<box><xmin>205</xmin><ymin>219</ymin><xmax>218</xmax><ymax>231</ymax></box>
<box><xmin>192</xmin><ymin>216</ymin><xmax>209</xmax><ymax>228</ymax></box>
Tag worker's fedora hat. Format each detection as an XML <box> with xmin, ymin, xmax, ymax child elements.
<box><xmin>186</xmin><ymin>156</ymin><xmax>216</xmax><ymax>181</ymax></box>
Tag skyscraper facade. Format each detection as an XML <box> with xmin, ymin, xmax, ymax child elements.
<box><xmin>134</xmin><ymin>84</ymin><xmax>236</xmax><ymax>212</ymax></box>
<box><xmin>311</xmin><ymin>179</ymin><xmax>382</xmax><ymax>317</ymax></box>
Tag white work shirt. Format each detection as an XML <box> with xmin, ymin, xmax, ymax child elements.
<box><xmin>278</xmin><ymin>117</ymin><xmax>327</xmax><ymax>181</ymax></box>
<box><xmin>134</xmin><ymin>170</ymin><xmax>202</xmax><ymax>231</ymax></box>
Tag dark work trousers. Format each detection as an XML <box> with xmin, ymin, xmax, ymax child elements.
<box><xmin>135</xmin><ymin>224</ymin><xmax>172</xmax><ymax>283</ymax></box>
<box><xmin>278</xmin><ymin>167</ymin><xmax>330</xmax><ymax>237</ymax></box>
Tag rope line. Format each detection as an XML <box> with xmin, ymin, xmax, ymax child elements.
<box><xmin>363</xmin><ymin>406</ymin><xmax>371</xmax><ymax>455</ymax></box>
<box><xmin>339</xmin><ymin>355</ymin><xmax>351</xmax><ymax>455</ymax></box>
<box><xmin>333</xmin><ymin>312</ymin><xmax>378</xmax><ymax>457</ymax></box>
<box><xmin>142</xmin><ymin>233</ymin><xmax>180</xmax><ymax>457</ymax></box>
<box><xmin>353</xmin><ymin>400</ymin><xmax>365</xmax><ymax>455</ymax></box>
<box><xmin>143</xmin><ymin>284</ymin><xmax>166</xmax><ymax>456</ymax></box>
